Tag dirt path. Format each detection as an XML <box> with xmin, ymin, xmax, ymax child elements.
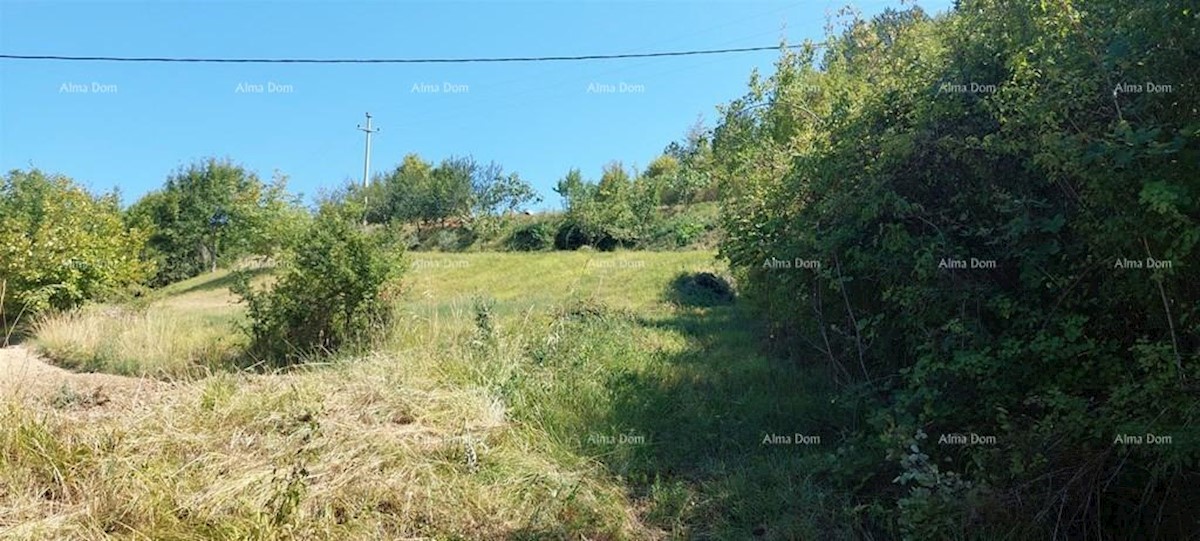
<box><xmin>0</xmin><ymin>345</ymin><xmax>164</xmax><ymax>409</ymax></box>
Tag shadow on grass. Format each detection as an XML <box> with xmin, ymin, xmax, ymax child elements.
<box><xmin>565</xmin><ymin>299</ymin><xmax>859</xmax><ymax>539</ymax></box>
<box><xmin>165</xmin><ymin>266</ymin><xmax>274</xmax><ymax>297</ymax></box>
<box><xmin>665</xmin><ymin>271</ymin><xmax>735</xmax><ymax>307</ymax></box>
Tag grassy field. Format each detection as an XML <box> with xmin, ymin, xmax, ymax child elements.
<box><xmin>3</xmin><ymin>251</ymin><xmax>854</xmax><ymax>540</ymax></box>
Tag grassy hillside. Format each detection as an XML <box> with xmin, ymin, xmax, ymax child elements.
<box><xmin>4</xmin><ymin>251</ymin><xmax>853</xmax><ymax>539</ymax></box>
<box><xmin>403</xmin><ymin>202</ymin><xmax>723</xmax><ymax>253</ymax></box>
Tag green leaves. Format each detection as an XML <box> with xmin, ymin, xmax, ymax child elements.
<box><xmin>0</xmin><ymin>169</ymin><xmax>151</xmax><ymax>318</ymax></box>
<box><xmin>234</xmin><ymin>208</ymin><xmax>404</xmax><ymax>367</ymax></box>
<box><xmin>712</xmin><ymin>0</ymin><xmax>1200</xmax><ymax>535</ymax></box>
<box><xmin>129</xmin><ymin>158</ymin><xmax>303</xmax><ymax>286</ymax></box>
<box><xmin>364</xmin><ymin>154</ymin><xmax>539</xmax><ymax>228</ymax></box>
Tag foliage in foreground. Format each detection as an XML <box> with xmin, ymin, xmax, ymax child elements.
<box><xmin>0</xmin><ymin>169</ymin><xmax>151</xmax><ymax>330</ymax></box>
<box><xmin>715</xmin><ymin>1</ymin><xmax>1199</xmax><ymax>537</ymax></box>
<box><xmin>233</xmin><ymin>207</ymin><xmax>404</xmax><ymax>367</ymax></box>
<box><xmin>19</xmin><ymin>250</ymin><xmax>859</xmax><ymax>538</ymax></box>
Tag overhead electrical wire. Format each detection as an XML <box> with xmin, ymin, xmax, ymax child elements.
<box><xmin>0</xmin><ymin>44</ymin><xmax>818</xmax><ymax>64</ymax></box>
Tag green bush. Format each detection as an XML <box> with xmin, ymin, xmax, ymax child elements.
<box><xmin>553</xmin><ymin>217</ymin><xmax>629</xmax><ymax>251</ymax></box>
<box><xmin>671</xmin><ymin>220</ymin><xmax>705</xmax><ymax>248</ymax></box>
<box><xmin>232</xmin><ymin>207</ymin><xmax>404</xmax><ymax>367</ymax></box>
<box><xmin>0</xmin><ymin>169</ymin><xmax>152</xmax><ymax>329</ymax></box>
<box><xmin>506</xmin><ymin>221</ymin><xmax>554</xmax><ymax>251</ymax></box>
<box><xmin>714</xmin><ymin>2</ymin><xmax>1199</xmax><ymax>537</ymax></box>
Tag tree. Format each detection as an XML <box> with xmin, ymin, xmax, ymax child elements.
<box><xmin>367</xmin><ymin>153</ymin><xmax>539</xmax><ymax>228</ymax></box>
<box><xmin>425</xmin><ymin>157</ymin><xmax>475</xmax><ymax>226</ymax></box>
<box><xmin>0</xmin><ymin>169</ymin><xmax>151</xmax><ymax>322</ymax></box>
<box><xmin>596</xmin><ymin>161</ymin><xmax>631</xmax><ymax>204</ymax></box>
<box><xmin>662</xmin><ymin>120</ymin><xmax>716</xmax><ymax>204</ymax></box>
<box><xmin>129</xmin><ymin>158</ymin><xmax>300</xmax><ymax>285</ymax></box>
<box><xmin>554</xmin><ymin>168</ymin><xmax>588</xmax><ymax>211</ymax></box>
<box><xmin>551</xmin><ymin>163</ymin><xmax>643</xmax><ymax>251</ymax></box>
<box><xmin>473</xmin><ymin>166</ymin><xmax>540</xmax><ymax>216</ymax></box>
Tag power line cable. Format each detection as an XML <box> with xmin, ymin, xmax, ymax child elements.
<box><xmin>394</xmin><ymin>27</ymin><xmax>798</xmax><ymax>130</ymax></box>
<box><xmin>0</xmin><ymin>44</ymin><xmax>817</xmax><ymax>64</ymax></box>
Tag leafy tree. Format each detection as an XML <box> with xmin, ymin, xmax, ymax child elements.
<box><xmin>0</xmin><ymin>169</ymin><xmax>151</xmax><ymax>322</ymax></box>
<box><xmin>367</xmin><ymin>154</ymin><xmax>539</xmax><ymax>229</ymax></box>
<box><xmin>423</xmin><ymin>157</ymin><xmax>475</xmax><ymax>226</ymax></box>
<box><xmin>554</xmin><ymin>168</ymin><xmax>589</xmax><ymax>211</ymax></box>
<box><xmin>664</xmin><ymin>119</ymin><xmax>717</xmax><ymax>204</ymax></box>
<box><xmin>642</xmin><ymin>154</ymin><xmax>680</xmax><ymax>206</ymax></box>
<box><xmin>595</xmin><ymin>161</ymin><xmax>631</xmax><ymax>204</ymax></box>
<box><xmin>550</xmin><ymin>163</ymin><xmax>643</xmax><ymax>250</ymax></box>
<box><xmin>476</xmin><ymin>170</ymin><xmax>540</xmax><ymax>217</ymax></box>
<box><xmin>128</xmin><ymin>158</ymin><xmax>302</xmax><ymax>285</ymax></box>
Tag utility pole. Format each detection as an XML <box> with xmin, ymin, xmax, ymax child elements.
<box><xmin>357</xmin><ymin>112</ymin><xmax>380</xmax><ymax>225</ymax></box>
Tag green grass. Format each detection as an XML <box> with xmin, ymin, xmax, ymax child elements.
<box><xmin>8</xmin><ymin>250</ymin><xmax>857</xmax><ymax>539</ymax></box>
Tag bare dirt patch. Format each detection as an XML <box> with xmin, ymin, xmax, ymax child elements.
<box><xmin>0</xmin><ymin>345</ymin><xmax>164</xmax><ymax>410</ymax></box>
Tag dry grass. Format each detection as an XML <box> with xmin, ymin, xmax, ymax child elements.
<box><xmin>4</xmin><ymin>251</ymin><xmax>849</xmax><ymax>539</ymax></box>
<box><xmin>0</xmin><ymin>352</ymin><xmax>645</xmax><ymax>540</ymax></box>
<box><xmin>32</xmin><ymin>306</ymin><xmax>241</xmax><ymax>378</ymax></box>
<box><xmin>31</xmin><ymin>269</ymin><xmax>261</xmax><ymax>378</ymax></box>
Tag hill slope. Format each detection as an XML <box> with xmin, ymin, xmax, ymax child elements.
<box><xmin>3</xmin><ymin>251</ymin><xmax>850</xmax><ymax>540</ymax></box>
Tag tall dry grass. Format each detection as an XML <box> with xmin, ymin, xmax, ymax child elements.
<box><xmin>33</xmin><ymin>305</ymin><xmax>242</xmax><ymax>378</ymax></box>
<box><xmin>0</xmin><ymin>349</ymin><xmax>644</xmax><ymax>540</ymax></box>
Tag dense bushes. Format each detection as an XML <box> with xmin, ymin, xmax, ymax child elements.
<box><xmin>715</xmin><ymin>2</ymin><xmax>1199</xmax><ymax>538</ymax></box>
<box><xmin>507</xmin><ymin>221</ymin><xmax>555</xmax><ymax>251</ymax></box>
<box><xmin>233</xmin><ymin>207</ymin><xmax>404</xmax><ymax>366</ymax></box>
<box><xmin>0</xmin><ymin>169</ymin><xmax>151</xmax><ymax>330</ymax></box>
<box><xmin>546</xmin><ymin>151</ymin><xmax>722</xmax><ymax>252</ymax></box>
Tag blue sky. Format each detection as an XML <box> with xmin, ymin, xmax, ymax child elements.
<box><xmin>0</xmin><ymin>0</ymin><xmax>952</xmax><ymax>209</ymax></box>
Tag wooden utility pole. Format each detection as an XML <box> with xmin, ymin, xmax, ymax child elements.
<box><xmin>357</xmin><ymin>112</ymin><xmax>380</xmax><ymax>225</ymax></box>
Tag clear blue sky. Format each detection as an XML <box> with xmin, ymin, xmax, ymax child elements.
<box><xmin>0</xmin><ymin>0</ymin><xmax>951</xmax><ymax>209</ymax></box>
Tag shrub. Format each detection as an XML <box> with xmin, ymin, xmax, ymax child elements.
<box><xmin>126</xmin><ymin>159</ymin><xmax>304</xmax><ymax>286</ymax></box>
<box><xmin>553</xmin><ymin>218</ymin><xmax>629</xmax><ymax>252</ymax></box>
<box><xmin>433</xmin><ymin>229</ymin><xmax>459</xmax><ymax>251</ymax></box>
<box><xmin>714</xmin><ymin>3</ymin><xmax>1200</xmax><ymax>537</ymax></box>
<box><xmin>233</xmin><ymin>208</ymin><xmax>404</xmax><ymax>367</ymax></box>
<box><xmin>507</xmin><ymin>221</ymin><xmax>554</xmax><ymax>251</ymax></box>
<box><xmin>667</xmin><ymin>272</ymin><xmax>735</xmax><ymax>307</ymax></box>
<box><xmin>553</xmin><ymin>219</ymin><xmax>592</xmax><ymax>250</ymax></box>
<box><xmin>0</xmin><ymin>169</ymin><xmax>152</xmax><ymax>329</ymax></box>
